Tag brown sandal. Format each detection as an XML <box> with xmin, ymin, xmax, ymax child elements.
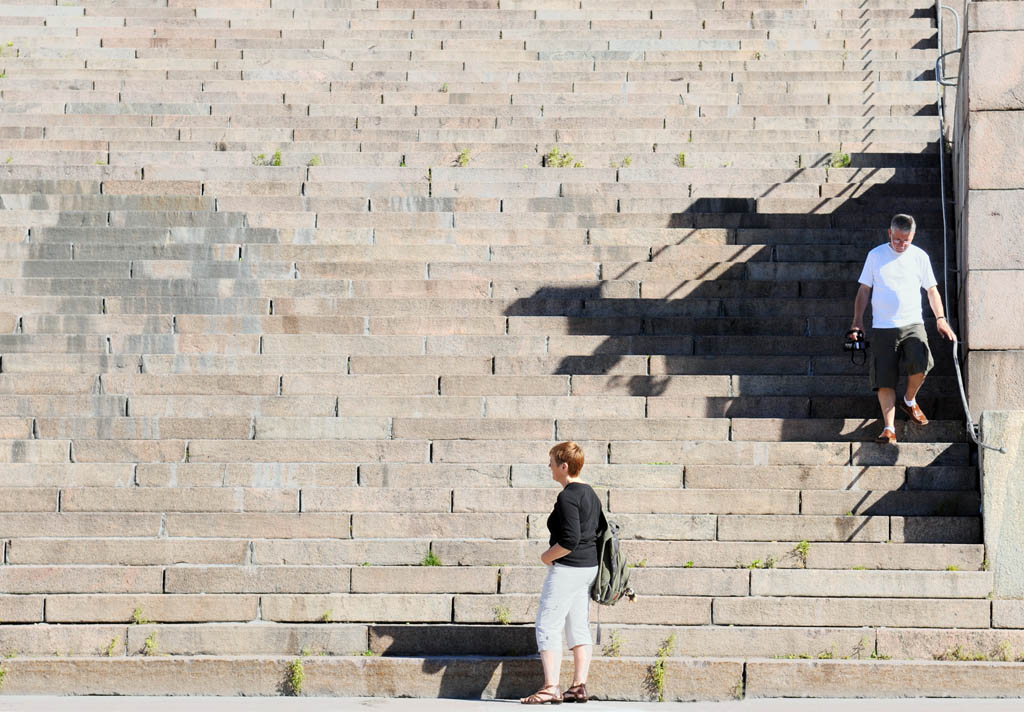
<box><xmin>521</xmin><ymin>685</ymin><xmax>562</xmax><ymax>705</ymax></box>
<box><xmin>563</xmin><ymin>683</ymin><xmax>588</xmax><ymax>703</ymax></box>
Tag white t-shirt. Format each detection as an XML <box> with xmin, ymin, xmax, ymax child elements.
<box><xmin>857</xmin><ymin>243</ymin><xmax>937</xmax><ymax>328</ymax></box>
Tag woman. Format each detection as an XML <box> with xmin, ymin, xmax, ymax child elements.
<box><xmin>521</xmin><ymin>441</ymin><xmax>603</xmax><ymax>705</ymax></box>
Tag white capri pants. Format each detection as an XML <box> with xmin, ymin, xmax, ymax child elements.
<box><xmin>535</xmin><ymin>563</ymin><xmax>599</xmax><ymax>652</ymax></box>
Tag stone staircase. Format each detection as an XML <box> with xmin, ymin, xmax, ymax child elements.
<box><xmin>0</xmin><ymin>0</ymin><xmax>1020</xmax><ymax>700</ymax></box>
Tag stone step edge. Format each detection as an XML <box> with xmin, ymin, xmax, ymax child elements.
<box><xmin>1</xmin><ymin>656</ymin><xmax>1023</xmax><ymax>700</ymax></box>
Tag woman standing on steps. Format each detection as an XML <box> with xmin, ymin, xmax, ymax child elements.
<box><xmin>521</xmin><ymin>441</ymin><xmax>603</xmax><ymax>705</ymax></box>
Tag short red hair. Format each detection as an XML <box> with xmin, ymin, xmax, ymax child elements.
<box><xmin>549</xmin><ymin>441</ymin><xmax>584</xmax><ymax>477</ymax></box>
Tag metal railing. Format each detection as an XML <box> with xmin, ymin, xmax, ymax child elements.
<box><xmin>934</xmin><ymin>1</ymin><xmax>1006</xmax><ymax>453</ymax></box>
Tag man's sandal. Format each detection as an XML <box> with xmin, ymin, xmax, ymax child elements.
<box><xmin>521</xmin><ymin>686</ymin><xmax>562</xmax><ymax>705</ymax></box>
<box><xmin>563</xmin><ymin>683</ymin><xmax>588</xmax><ymax>703</ymax></box>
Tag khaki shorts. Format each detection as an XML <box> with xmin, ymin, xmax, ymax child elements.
<box><xmin>870</xmin><ymin>323</ymin><xmax>933</xmax><ymax>391</ymax></box>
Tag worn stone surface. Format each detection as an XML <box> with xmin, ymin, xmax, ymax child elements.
<box><xmin>964</xmin><ymin>190</ymin><xmax>1024</xmax><ymax>271</ymax></box>
<box><xmin>969</xmin><ymin>352</ymin><xmax>1024</xmax><ymax>413</ymax></box>
<box><xmin>965</xmin><ymin>271</ymin><xmax>1024</xmax><ymax>350</ymax></box>
<box><xmin>992</xmin><ymin>599</ymin><xmax>1024</xmax><ymax>628</ymax></box>
<box><xmin>750</xmin><ymin>570</ymin><xmax>992</xmax><ymax>599</ymax></box>
<box><xmin>124</xmin><ymin>624</ymin><xmax>368</xmax><ymax>657</ymax></box>
<box><xmin>746</xmin><ymin>659</ymin><xmax>1024</xmax><ymax>698</ymax></box>
<box><xmin>969</xmin><ymin>31</ymin><xmax>1024</xmax><ymax>111</ymax></box>
<box><xmin>981</xmin><ymin>411</ymin><xmax>1024</xmax><ymax>597</ymax></box>
<box><xmin>877</xmin><ymin>627</ymin><xmax>1024</xmax><ymax>660</ymax></box>
<box><xmin>968</xmin><ymin>111</ymin><xmax>1024</xmax><ymax>190</ymax></box>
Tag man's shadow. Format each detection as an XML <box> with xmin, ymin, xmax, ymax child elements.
<box><xmin>504</xmin><ymin>172</ymin><xmax>963</xmax><ymax>430</ymax></box>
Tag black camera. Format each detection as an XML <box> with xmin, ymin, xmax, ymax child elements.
<box><xmin>844</xmin><ymin>328</ymin><xmax>869</xmax><ymax>365</ymax></box>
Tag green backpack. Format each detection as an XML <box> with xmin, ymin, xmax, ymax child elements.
<box><xmin>590</xmin><ymin>512</ymin><xmax>636</xmax><ymax>643</ymax></box>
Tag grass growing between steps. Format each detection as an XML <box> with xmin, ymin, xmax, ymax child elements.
<box><xmin>644</xmin><ymin>633</ymin><xmax>676</xmax><ymax>702</ymax></box>
<box><xmin>284</xmin><ymin>657</ymin><xmax>304</xmax><ymax>696</ymax></box>
<box><xmin>937</xmin><ymin>641</ymin><xmax>1023</xmax><ymax>662</ymax></box>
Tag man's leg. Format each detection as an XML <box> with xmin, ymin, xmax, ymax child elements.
<box><xmin>897</xmin><ymin>324</ymin><xmax>932</xmax><ymax>425</ymax></box>
<box><xmin>905</xmin><ymin>371</ymin><xmax>926</xmax><ymax>403</ymax></box>
<box><xmin>870</xmin><ymin>328</ymin><xmax>899</xmax><ymax>439</ymax></box>
<box><xmin>877</xmin><ymin>387</ymin><xmax>897</xmax><ymax>432</ymax></box>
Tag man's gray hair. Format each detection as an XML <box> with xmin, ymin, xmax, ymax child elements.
<box><xmin>890</xmin><ymin>213</ymin><xmax>916</xmax><ymax>235</ymax></box>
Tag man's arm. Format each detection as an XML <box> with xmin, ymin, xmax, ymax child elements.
<box><xmin>926</xmin><ymin>286</ymin><xmax>957</xmax><ymax>341</ymax></box>
<box><xmin>850</xmin><ymin>283</ymin><xmax>871</xmax><ymax>339</ymax></box>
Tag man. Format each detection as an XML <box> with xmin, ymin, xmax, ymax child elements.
<box><xmin>850</xmin><ymin>214</ymin><xmax>957</xmax><ymax>444</ymax></box>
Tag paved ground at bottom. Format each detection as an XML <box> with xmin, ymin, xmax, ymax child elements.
<box><xmin>1</xmin><ymin>698</ymin><xmax>1023</xmax><ymax>711</ymax></box>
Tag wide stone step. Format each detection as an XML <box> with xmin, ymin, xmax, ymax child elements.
<box><xmin>4</xmin><ymin>654</ymin><xmax>1024</xmax><ymax>700</ymax></box>
<box><xmin>6</xmin><ymin>620</ymin><xmax>1022</xmax><ymax>662</ymax></box>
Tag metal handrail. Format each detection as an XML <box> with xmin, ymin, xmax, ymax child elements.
<box><xmin>933</xmin><ymin>1</ymin><xmax>1006</xmax><ymax>453</ymax></box>
<box><xmin>937</xmin><ymin>4</ymin><xmax>962</xmax><ymax>86</ymax></box>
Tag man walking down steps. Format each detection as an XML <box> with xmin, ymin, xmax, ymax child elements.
<box><xmin>850</xmin><ymin>213</ymin><xmax>958</xmax><ymax>444</ymax></box>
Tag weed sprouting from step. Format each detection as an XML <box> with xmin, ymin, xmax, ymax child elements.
<box><xmin>456</xmin><ymin>148</ymin><xmax>471</xmax><ymax>167</ymax></box>
<box><xmin>938</xmin><ymin>642</ymin><xmax>1023</xmax><ymax>663</ymax></box>
<box><xmin>321</xmin><ymin>610</ymin><xmax>333</xmax><ymax>623</ymax></box>
<box><xmin>284</xmin><ymin>657</ymin><xmax>305</xmax><ymax>695</ymax></box>
<box><xmin>307</xmin><ymin>155</ymin><xmax>321</xmax><ymax>167</ymax></box>
<box><xmin>494</xmin><ymin>605</ymin><xmax>512</xmax><ymax>625</ymax></box>
<box><xmin>4</xmin><ymin>157</ymin><xmax>11</xmax><ymax>164</ymax></box>
<box><xmin>675</xmin><ymin>153</ymin><xmax>686</xmax><ymax>167</ymax></box>
<box><xmin>359</xmin><ymin>561</ymin><xmax>370</xmax><ymax>567</ymax></box>
<box><xmin>852</xmin><ymin>565</ymin><xmax>867</xmax><ymax>570</ymax></box>
<box><xmin>105</xmin><ymin>637</ymin><xmax>120</xmax><ymax>657</ymax></box>
<box><xmin>421</xmin><ymin>550</ymin><xmax>441</xmax><ymax>566</ymax></box>
<box><xmin>869</xmin><ymin>649</ymin><xmax>892</xmax><ymax>660</ymax></box>
<box><xmin>984</xmin><ymin>558</ymin><xmax>991</xmax><ymax>571</ymax></box>
<box><xmin>746</xmin><ymin>558</ymin><xmax>775</xmax><ymax>569</ymax></box>
<box><xmin>645</xmin><ymin>633</ymin><xmax>676</xmax><ymax>702</ymax></box>
<box><xmin>0</xmin><ymin>663</ymin><xmax>5</xmax><ymax>691</ymax></box>
<box><xmin>938</xmin><ymin>644</ymin><xmax>988</xmax><ymax>662</ymax></box>
<box><xmin>440</xmin><ymin>83</ymin><xmax>449</xmax><ymax>93</ymax></box>
<box><xmin>995</xmin><ymin>640</ymin><xmax>1015</xmax><ymax>662</ymax></box>
<box><xmin>793</xmin><ymin>540</ymin><xmax>810</xmax><ymax>567</ymax></box>
<box><xmin>946</xmin><ymin>565</ymin><xmax>960</xmax><ymax>571</ymax></box>
<box><xmin>544</xmin><ymin>146</ymin><xmax>583</xmax><ymax>168</ymax></box>
<box><xmin>143</xmin><ymin>632</ymin><xmax>158</xmax><ymax>656</ymax></box>
<box><xmin>359</xmin><ymin>649</ymin><xmax>377</xmax><ymax>656</ymax></box>
<box><xmin>732</xmin><ymin>676</ymin><xmax>744</xmax><ymax>699</ymax></box>
<box><xmin>609</xmin><ymin>156</ymin><xmax>632</xmax><ymax>168</ymax></box>
<box><xmin>252</xmin><ymin>151</ymin><xmax>283</xmax><ymax>167</ymax></box>
<box><xmin>131</xmin><ymin>607</ymin><xmax>153</xmax><ymax>625</ymax></box>
<box><xmin>684</xmin><ymin>560</ymin><xmax>694</xmax><ymax>568</ymax></box>
<box><xmin>628</xmin><ymin>558</ymin><xmax>648</xmax><ymax>568</ymax></box>
<box><xmin>602</xmin><ymin>630</ymin><xmax>623</xmax><ymax>658</ymax></box>
<box><xmin>831</xmin><ymin>151</ymin><xmax>851</xmax><ymax>168</ymax></box>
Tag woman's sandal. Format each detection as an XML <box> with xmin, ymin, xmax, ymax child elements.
<box><xmin>520</xmin><ymin>685</ymin><xmax>562</xmax><ymax>705</ymax></box>
<box><xmin>563</xmin><ymin>683</ymin><xmax>588</xmax><ymax>703</ymax></box>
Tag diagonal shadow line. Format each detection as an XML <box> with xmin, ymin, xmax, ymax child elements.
<box><xmin>844</xmin><ymin>513</ymin><xmax>877</xmax><ymax>542</ymax></box>
<box><xmin>844</xmin><ymin>463</ymin><xmax>872</xmax><ymax>491</ymax></box>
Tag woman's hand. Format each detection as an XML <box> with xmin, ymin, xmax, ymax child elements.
<box><xmin>541</xmin><ymin>544</ymin><xmax>572</xmax><ymax>566</ymax></box>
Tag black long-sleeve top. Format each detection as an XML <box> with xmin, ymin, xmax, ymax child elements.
<box><xmin>545</xmin><ymin>482</ymin><xmax>602</xmax><ymax>567</ymax></box>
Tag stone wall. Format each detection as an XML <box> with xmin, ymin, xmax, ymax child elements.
<box><xmin>953</xmin><ymin>0</ymin><xmax>1024</xmax><ymax>412</ymax></box>
<box><xmin>955</xmin><ymin>1</ymin><xmax>1024</xmax><ymax>598</ymax></box>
